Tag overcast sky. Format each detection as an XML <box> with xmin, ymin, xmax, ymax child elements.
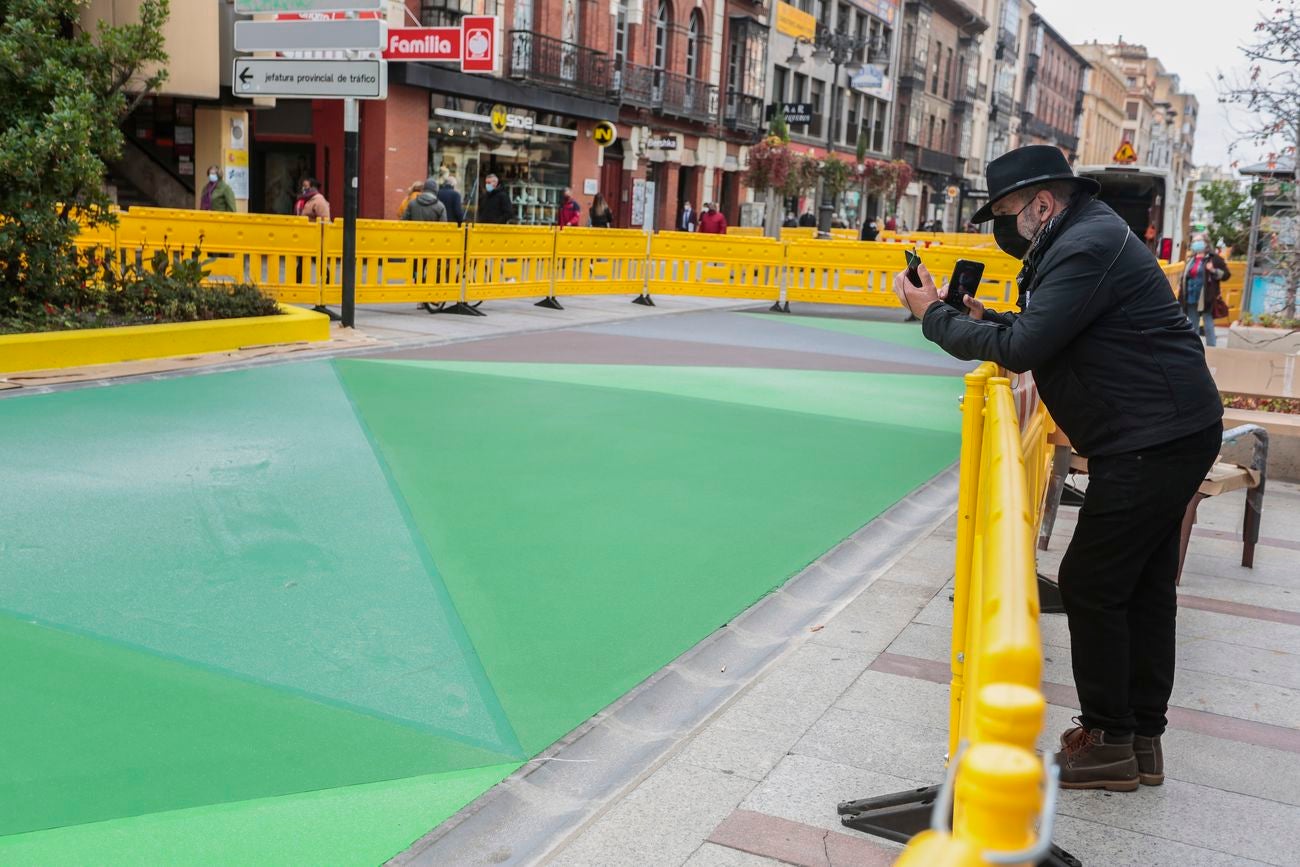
<box><xmin>1029</xmin><ymin>0</ymin><xmax>1278</xmax><ymax>171</ymax></box>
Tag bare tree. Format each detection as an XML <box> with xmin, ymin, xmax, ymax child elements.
<box><xmin>1219</xmin><ymin>0</ymin><xmax>1300</xmax><ymax>318</ymax></box>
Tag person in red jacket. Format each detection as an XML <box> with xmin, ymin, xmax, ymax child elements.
<box><xmin>697</xmin><ymin>202</ymin><xmax>727</xmax><ymax>234</ymax></box>
<box><xmin>557</xmin><ymin>187</ymin><xmax>581</xmax><ymax>228</ymax></box>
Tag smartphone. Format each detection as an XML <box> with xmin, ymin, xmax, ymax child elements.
<box><xmin>945</xmin><ymin>259</ymin><xmax>985</xmax><ymax>310</ymax></box>
<box><xmin>904</xmin><ymin>249</ymin><xmax>923</xmax><ymax>287</ymax></box>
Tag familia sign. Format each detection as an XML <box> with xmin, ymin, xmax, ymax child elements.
<box><xmin>384</xmin><ymin>17</ymin><xmax>496</xmax><ymax>72</ymax></box>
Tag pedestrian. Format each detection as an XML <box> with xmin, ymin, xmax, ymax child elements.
<box><xmin>783</xmin><ymin>212</ymin><xmax>798</xmax><ymax>228</ymax></box>
<box><xmin>477</xmin><ymin>174</ymin><xmax>514</xmax><ymax>224</ymax></box>
<box><xmin>294</xmin><ymin>178</ymin><xmax>316</xmax><ymax>216</ymax></box>
<box><xmin>401</xmin><ymin>177</ymin><xmax>448</xmax><ymax>222</ymax></box>
<box><xmin>679</xmin><ymin>201</ymin><xmax>697</xmax><ymax>231</ymax></box>
<box><xmin>437</xmin><ymin>176</ymin><xmax>465</xmax><ymax>226</ymax></box>
<box><xmin>589</xmin><ymin>193</ymin><xmax>613</xmax><ymax>227</ymax></box>
<box><xmin>697</xmin><ymin>202</ymin><xmax>727</xmax><ymax>234</ymax></box>
<box><xmin>395</xmin><ymin>179</ymin><xmax>421</xmax><ymax>218</ymax></box>
<box><xmin>885</xmin><ymin>214</ymin><xmax>897</xmax><ymax>231</ymax></box>
<box><xmin>199</xmin><ymin>165</ymin><xmax>236</xmax><ymax>213</ymax></box>
<box><xmin>895</xmin><ymin>145</ymin><xmax>1223</xmax><ymax>792</ymax></box>
<box><xmin>557</xmin><ymin>186</ymin><xmax>581</xmax><ymax>228</ymax></box>
<box><xmin>798</xmin><ymin>211</ymin><xmax>817</xmax><ymax>227</ymax></box>
<box><xmin>1178</xmin><ymin>232</ymin><xmax>1230</xmax><ymax>347</ymax></box>
<box><xmin>299</xmin><ymin>180</ymin><xmax>330</xmax><ymax>222</ymax></box>
<box><xmin>860</xmin><ymin>212</ymin><xmax>880</xmax><ymax>242</ymax></box>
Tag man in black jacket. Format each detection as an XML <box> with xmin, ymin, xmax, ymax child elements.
<box><xmin>477</xmin><ymin>173</ymin><xmax>514</xmax><ymax>224</ymax></box>
<box><xmin>896</xmin><ymin>146</ymin><xmax>1223</xmax><ymax>792</ymax></box>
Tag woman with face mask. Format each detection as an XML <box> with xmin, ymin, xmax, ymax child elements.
<box><xmin>200</xmin><ymin>165</ymin><xmax>236</xmax><ymax>213</ymax></box>
<box><xmin>1178</xmin><ymin>234</ymin><xmax>1231</xmax><ymax>347</ymax></box>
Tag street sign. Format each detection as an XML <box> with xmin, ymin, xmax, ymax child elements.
<box><xmin>1113</xmin><ymin>140</ymin><xmax>1138</xmax><ymax>164</ymax></box>
<box><xmin>490</xmin><ymin>104</ymin><xmax>508</xmax><ymax>134</ymax></box>
<box><xmin>646</xmin><ymin>134</ymin><xmax>679</xmax><ymax>150</ymax></box>
<box><xmin>767</xmin><ymin>102</ymin><xmax>812</xmax><ymax>125</ymax></box>
<box><xmin>234</xmin><ymin>19</ymin><xmax>385</xmax><ymax>52</ymax></box>
<box><xmin>235</xmin><ymin>0</ymin><xmax>384</xmax><ymax>11</ymax></box>
<box><xmin>385</xmin><ymin>27</ymin><xmax>462</xmax><ymax>61</ymax></box>
<box><xmin>946</xmin><ymin>185</ymin><xmax>960</xmax><ymax>201</ymax></box>
<box><xmin>593</xmin><ymin>121</ymin><xmax>617</xmax><ymax>147</ymax></box>
<box><xmin>232</xmin><ymin>58</ymin><xmax>388</xmax><ymax>99</ymax></box>
<box><xmin>460</xmin><ymin>15</ymin><xmax>497</xmax><ymax>73</ymax></box>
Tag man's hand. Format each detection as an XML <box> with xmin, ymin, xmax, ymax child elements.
<box><xmin>893</xmin><ymin>262</ymin><xmax>941</xmax><ymax>318</ymax></box>
<box><xmin>934</xmin><ymin>279</ymin><xmax>987</xmax><ymax>320</ymax></box>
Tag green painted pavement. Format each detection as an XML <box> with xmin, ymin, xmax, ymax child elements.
<box><xmin>745</xmin><ymin>312</ymin><xmax>952</xmax><ymax>355</ymax></box>
<box><xmin>0</xmin><ymin>760</ymin><xmax>519</xmax><ymax>867</ymax></box>
<box><xmin>335</xmin><ymin>359</ymin><xmax>960</xmax><ymax>754</ymax></box>
<box><xmin>374</xmin><ymin>361</ymin><xmax>963</xmax><ymax>434</ymax></box>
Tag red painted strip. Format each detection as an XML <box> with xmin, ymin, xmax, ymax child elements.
<box><xmin>1177</xmin><ymin>593</ymin><xmax>1300</xmax><ymax>626</ymax></box>
<box><xmin>707</xmin><ymin>808</ymin><xmax>898</xmax><ymax>867</ymax></box>
<box><xmin>1191</xmin><ymin>526</ymin><xmax>1300</xmax><ymax>553</ymax></box>
<box><xmin>869</xmin><ymin>653</ymin><xmax>1300</xmax><ymax>754</ymax></box>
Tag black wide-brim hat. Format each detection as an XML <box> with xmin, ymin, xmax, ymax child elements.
<box><xmin>972</xmin><ymin>145</ymin><xmax>1101</xmax><ymax>223</ymax></box>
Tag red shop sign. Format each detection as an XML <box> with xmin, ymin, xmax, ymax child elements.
<box><xmin>385</xmin><ymin>27</ymin><xmax>462</xmax><ymax>61</ymax></box>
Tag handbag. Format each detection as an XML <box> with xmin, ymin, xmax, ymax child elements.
<box><xmin>1212</xmin><ymin>296</ymin><xmax>1229</xmax><ymax>319</ymax></box>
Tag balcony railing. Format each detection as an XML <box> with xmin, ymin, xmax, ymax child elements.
<box><xmin>508</xmin><ymin>31</ymin><xmax>614</xmax><ymax>101</ymax></box>
<box><xmin>900</xmin><ymin>144</ymin><xmax>962</xmax><ymax>177</ymax></box>
<box><xmin>723</xmin><ymin>90</ymin><xmax>763</xmax><ymax>133</ymax></box>
<box><xmin>660</xmin><ymin>70</ymin><xmax>719</xmax><ymax>123</ymax></box>
<box><xmin>618</xmin><ymin>62</ymin><xmax>658</xmax><ymax>109</ymax></box>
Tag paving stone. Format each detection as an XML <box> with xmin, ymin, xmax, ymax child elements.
<box><xmin>1051</xmin><ymin>814</ymin><xmax>1274</xmax><ymax>867</ymax></box>
<box><xmin>1177</xmin><ymin>606</ymin><xmax>1300</xmax><ymax>657</ymax></box>
<box><xmin>738</xmin><ymin>753</ymin><xmax>924</xmax><ymax>835</ymax></box>
<box><xmin>549</xmin><ymin>760</ymin><xmax>756</xmax><ymax>867</ymax></box>
<box><xmin>808</xmin><ymin>578</ymin><xmax>938</xmax><ymax>653</ymax></box>
<box><xmin>792</xmin><ymin>706</ymin><xmax>949</xmax><ymax>783</ymax></box>
<box><xmin>677</xmin><ymin>721</ymin><xmax>797</xmax><ymax>783</ymax></box>
<box><xmin>681</xmin><ymin>842</ymin><xmax>786</xmax><ymax>867</ymax></box>
<box><xmin>1056</xmin><ymin>777</ymin><xmax>1300</xmax><ymax>865</ymax></box>
<box><xmin>835</xmin><ymin>669</ymin><xmax>950</xmax><ymax>730</ymax></box>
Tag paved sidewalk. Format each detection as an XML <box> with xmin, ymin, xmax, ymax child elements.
<box><xmin>502</xmin><ymin>478</ymin><xmax>1300</xmax><ymax>866</ymax></box>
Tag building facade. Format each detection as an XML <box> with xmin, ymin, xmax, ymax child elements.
<box><xmin>893</xmin><ymin>0</ymin><xmax>988</xmax><ymax>230</ymax></box>
<box><xmin>1018</xmin><ymin>13</ymin><xmax>1084</xmax><ymax>161</ymax></box>
<box><xmin>766</xmin><ymin>0</ymin><xmax>902</xmax><ymax>225</ymax></box>
<box><xmin>1073</xmin><ymin>43</ymin><xmax>1127</xmax><ymax>166</ymax></box>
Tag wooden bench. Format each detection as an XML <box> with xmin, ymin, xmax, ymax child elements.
<box><xmin>1038</xmin><ymin>425</ymin><xmax>1269</xmax><ymax>583</ymax></box>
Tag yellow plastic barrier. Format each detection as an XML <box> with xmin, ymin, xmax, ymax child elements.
<box><xmin>553</xmin><ymin>228</ymin><xmax>649</xmax><ymax>297</ymax></box>
<box><xmin>647</xmin><ymin>232</ymin><xmax>783</xmax><ymax>302</ymax></box>
<box><xmin>321</xmin><ymin>220</ymin><xmax>462</xmax><ymax>306</ymax></box>
<box><xmin>784</xmin><ymin>239</ymin><xmax>900</xmax><ymax>308</ymax></box>
<box><xmin>463</xmin><ymin>224</ymin><xmax>557</xmax><ymax>302</ymax></box>
<box><xmin>779</xmin><ymin>226</ymin><xmax>817</xmax><ymax>241</ymax></box>
<box><xmin>116</xmin><ymin>207</ymin><xmax>324</xmax><ymax>305</ymax></box>
<box><xmin>725</xmin><ymin>226</ymin><xmax>764</xmax><ymax>237</ymax></box>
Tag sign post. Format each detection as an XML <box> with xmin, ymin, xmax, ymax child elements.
<box><xmin>341</xmin><ymin>98</ymin><xmax>359</xmax><ymax>329</ymax></box>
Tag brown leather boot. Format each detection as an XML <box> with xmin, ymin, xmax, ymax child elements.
<box><xmin>1055</xmin><ymin>724</ymin><xmax>1139</xmax><ymax>792</ymax></box>
<box><xmin>1134</xmin><ymin>734</ymin><xmax>1164</xmax><ymax>786</ymax></box>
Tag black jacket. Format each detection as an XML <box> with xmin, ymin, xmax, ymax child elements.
<box><xmin>922</xmin><ymin>199</ymin><xmax>1222</xmax><ymax>457</ymax></box>
<box><xmin>437</xmin><ymin>184</ymin><xmax>464</xmax><ymax>225</ymax></box>
<box><xmin>478</xmin><ymin>187</ymin><xmax>514</xmax><ymax>224</ymax></box>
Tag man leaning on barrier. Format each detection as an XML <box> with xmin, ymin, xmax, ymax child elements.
<box><xmin>895</xmin><ymin>145</ymin><xmax>1224</xmax><ymax>792</ymax></box>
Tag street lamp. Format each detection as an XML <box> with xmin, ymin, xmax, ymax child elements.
<box><xmin>803</xmin><ymin>24</ymin><xmax>871</xmax><ymax>238</ymax></box>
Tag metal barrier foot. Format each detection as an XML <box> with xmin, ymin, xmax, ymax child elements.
<box><xmin>534</xmin><ymin>296</ymin><xmax>564</xmax><ymax>310</ymax></box>
<box><xmin>632</xmin><ymin>294</ymin><xmax>655</xmax><ymax>306</ymax></box>
<box><xmin>1039</xmin><ymin>844</ymin><xmax>1084</xmax><ymax>866</ymax></box>
<box><xmin>436</xmin><ymin>302</ymin><xmax>488</xmax><ymax>317</ymax></box>
<box><xmin>1060</xmin><ymin>481</ymin><xmax>1086</xmax><ymax>507</ymax></box>
<box><xmin>1037</xmin><ymin>573</ymin><xmax>1067</xmax><ymax>614</ymax></box>
<box><xmin>312</xmin><ymin>305</ymin><xmax>342</xmax><ymax>322</ymax></box>
<box><xmin>768</xmin><ymin>301</ymin><xmax>791</xmax><ymax>313</ymax></box>
<box><xmin>837</xmin><ymin>785</ymin><xmax>939</xmax><ymax>845</ymax></box>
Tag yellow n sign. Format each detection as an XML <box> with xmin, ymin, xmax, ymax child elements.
<box><xmin>1113</xmin><ymin>140</ymin><xmax>1137</xmax><ymax>164</ymax></box>
<box><xmin>593</xmin><ymin>120</ymin><xmax>617</xmax><ymax>148</ymax></box>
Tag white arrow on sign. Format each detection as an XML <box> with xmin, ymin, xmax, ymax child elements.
<box><xmin>232</xmin><ymin>58</ymin><xmax>388</xmax><ymax>100</ymax></box>
<box><xmin>234</xmin><ymin>19</ymin><xmax>385</xmax><ymax>52</ymax></box>
<box><xmin>235</xmin><ymin>0</ymin><xmax>384</xmax><ymax>12</ymax></box>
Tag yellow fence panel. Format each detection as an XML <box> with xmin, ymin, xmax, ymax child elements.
<box><xmin>780</xmin><ymin>227</ymin><xmax>817</xmax><ymax>241</ymax></box>
<box><xmin>116</xmin><ymin>207</ymin><xmax>323</xmax><ymax>305</ymax></box>
<box><xmin>554</xmin><ymin>228</ymin><xmax>649</xmax><ymax>297</ymax></box>
<box><xmin>726</xmin><ymin>226</ymin><xmax>764</xmax><ymax>237</ymax></box>
<box><xmin>647</xmin><ymin>233</ymin><xmax>783</xmax><ymax>302</ymax></box>
<box><xmin>321</xmin><ymin>220</ymin><xmax>462</xmax><ymax>306</ymax></box>
<box><xmin>784</xmin><ymin>240</ymin><xmax>900</xmax><ymax>307</ymax></box>
<box><xmin>463</xmin><ymin>225</ymin><xmax>557</xmax><ymax>302</ymax></box>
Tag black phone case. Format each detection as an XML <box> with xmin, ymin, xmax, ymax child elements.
<box><xmin>944</xmin><ymin>260</ymin><xmax>985</xmax><ymax>309</ymax></box>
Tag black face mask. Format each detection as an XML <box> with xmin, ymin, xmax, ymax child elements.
<box><xmin>992</xmin><ymin>197</ymin><xmax>1043</xmax><ymax>260</ymax></box>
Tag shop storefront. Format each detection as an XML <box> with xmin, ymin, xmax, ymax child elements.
<box><xmin>428</xmin><ymin>95</ymin><xmax>576</xmax><ymax>225</ymax></box>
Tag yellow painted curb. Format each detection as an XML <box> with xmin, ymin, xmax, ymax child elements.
<box><xmin>0</xmin><ymin>304</ymin><xmax>330</xmax><ymax>374</ymax></box>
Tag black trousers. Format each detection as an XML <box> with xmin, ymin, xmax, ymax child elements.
<box><xmin>1058</xmin><ymin>421</ymin><xmax>1222</xmax><ymax>737</ymax></box>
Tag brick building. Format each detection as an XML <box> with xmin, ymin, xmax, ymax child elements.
<box><xmin>1017</xmin><ymin>13</ymin><xmax>1085</xmax><ymax>160</ymax></box>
